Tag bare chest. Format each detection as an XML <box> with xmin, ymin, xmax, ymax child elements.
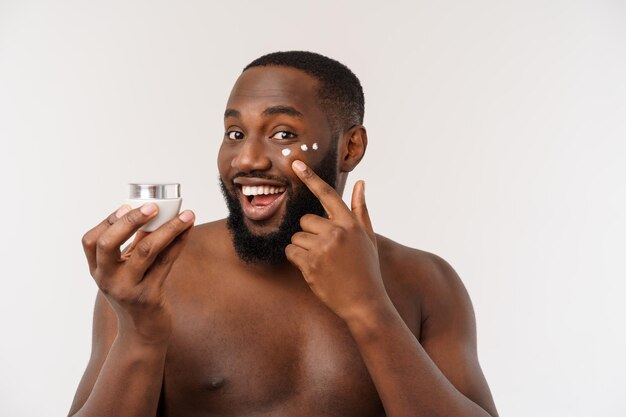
<box><xmin>160</xmin><ymin>271</ymin><xmax>391</xmax><ymax>417</ymax></box>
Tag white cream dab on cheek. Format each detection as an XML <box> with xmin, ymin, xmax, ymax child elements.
<box><xmin>300</xmin><ymin>144</ymin><xmax>308</xmax><ymax>151</ymax></box>
<box><xmin>312</xmin><ymin>143</ymin><xmax>319</xmax><ymax>150</ymax></box>
<box><xmin>281</xmin><ymin>148</ymin><xmax>291</xmax><ymax>156</ymax></box>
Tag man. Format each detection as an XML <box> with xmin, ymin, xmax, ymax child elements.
<box><xmin>69</xmin><ymin>51</ymin><xmax>499</xmax><ymax>417</ymax></box>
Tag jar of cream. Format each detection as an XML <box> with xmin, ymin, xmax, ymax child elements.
<box><xmin>126</xmin><ymin>183</ymin><xmax>182</xmax><ymax>232</ymax></box>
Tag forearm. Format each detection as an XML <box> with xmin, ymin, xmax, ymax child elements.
<box><xmin>346</xmin><ymin>301</ymin><xmax>493</xmax><ymax>417</ymax></box>
<box><xmin>70</xmin><ymin>334</ymin><xmax>167</xmax><ymax>417</ymax></box>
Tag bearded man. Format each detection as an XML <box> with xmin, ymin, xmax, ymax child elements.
<box><xmin>69</xmin><ymin>51</ymin><xmax>499</xmax><ymax>417</ymax></box>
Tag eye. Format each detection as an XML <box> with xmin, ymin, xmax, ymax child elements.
<box><xmin>226</xmin><ymin>130</ymin><xmax>244</xmax><ymax>140</ymax></box>
<box><xmin>270</xmin><ymin>131</ymin><xmax>297</xmax><ymax>140</ymax></box>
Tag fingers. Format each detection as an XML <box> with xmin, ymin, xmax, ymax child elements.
<box><xmin>291</xmin><ymin>160</ymin><xmax>348</xmax><ymax>219</ymax></box>
<box><xmin>300</xmin><ymin>213</ymin><xmax>332</xmax><ymax>234</ymax></box>
<box><xmin>124</xmin><ymin>210</ymin><xmax>195</xmax><ymax>282</ymax></box>
<box><xmin>82</xmin><ymin>205</ymin><xmax>132</xmax><ymax>273</ymax></box>
<box><xmin>285</xmin><ymin>243</ymin><xmax>308</xmax><ymax>271</ymax></box>
<box><xmin>121</xmin><ymin>230</ymin><xmax>150</xmax><ymax>260</ymax></box>
<box><xmin>350</xmin><ymin>180</ymin><xmax>376</xmax><ymax>245</ymax></box>
<box><xmin>95</xmin><ymin>204</ymin><xmax>160</xmax><ymax>272</ymax></box>
<box><xmin>290</xmin><ymin>231</ymin><xmax>317</xmax><ymax>250</ymax></box>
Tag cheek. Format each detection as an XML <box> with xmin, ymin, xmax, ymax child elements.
<box><xmin>274</xmin><ymin>142</ymin><xmax>323</xmax><ymax>184</ymax></box>
<box><xmin>217</xmin><ymin>144</ymin><xmax>239</xmax><ymax>178</ymax></box>
<box><xmin>276</xmin><ymin>141</ymin><xmax>322</xmax><ymax>165</ymax></box>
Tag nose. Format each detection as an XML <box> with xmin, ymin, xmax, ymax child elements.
<box><xmin>231</xmin><ymin>136</ymin><xmax>272</xmax><ymax>173</ymax></box>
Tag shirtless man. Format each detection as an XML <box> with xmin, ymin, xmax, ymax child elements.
<box><xmin>68</xmin><ymin>51</ymin><xmax>499</xmax><ymax>417</ymax></box>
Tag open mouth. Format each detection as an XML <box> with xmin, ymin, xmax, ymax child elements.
<box><xmin>238</xmin><ymin>184</ymin><xmax>288</xmax><ymax>222</ymax></box>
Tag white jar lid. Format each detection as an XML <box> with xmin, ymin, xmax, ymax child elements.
<box><xmin>128</xmin><ymin>183</ymin><xmax>180</xmax><ymax>199</ymax></box>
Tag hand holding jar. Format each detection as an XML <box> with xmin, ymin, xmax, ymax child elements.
<box><xmin>80</xmin><ymin>183</ymin><xmax>194</xmax><ymax>346</ymax></box>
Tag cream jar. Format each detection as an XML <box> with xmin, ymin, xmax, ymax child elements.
<box><xmin>125</xmin><ymin>183</ymin><xmax>182</xmax><ymax>232</ymax></box>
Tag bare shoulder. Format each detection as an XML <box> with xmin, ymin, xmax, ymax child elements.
<box><xmin>375</xmin><ymin>234</ymin><xmax>475</xmax><ymax>338</ymax></box>
<box><xmin>164</xmin><ymin>219</ymin><xmax>232</xmax><ymax>294</ymax></box>
<box><xmin>376</xmin><ymin>233</ymin><xmax>464</xmax><ymax>293</ymax></box>
<box><xmin>176</xmin><ymin>218</ymin><xmax>231</xmax><ymax>261</ymax></box>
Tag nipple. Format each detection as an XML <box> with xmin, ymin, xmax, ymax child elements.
<box><xmin>205</xmin><ymin>375</ymin><xmax>227</xmax><ymax>391</ymax></box>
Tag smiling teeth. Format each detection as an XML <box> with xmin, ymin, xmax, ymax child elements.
<box><xmin>242</xmin><ymin>185</ymin><xmax>286</xmax><ymax>196</ymax></box>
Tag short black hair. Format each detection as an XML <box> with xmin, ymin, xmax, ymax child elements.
<box><xmin>243</xmin><ymin>51</ymin><xmax>364</xmax><ymax>134</ymax></box>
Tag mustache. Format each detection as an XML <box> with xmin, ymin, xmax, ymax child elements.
<box><xmin>230</xmin><ymin>172</ymin><xmax>289</xmax><ymax>186</ymax></box>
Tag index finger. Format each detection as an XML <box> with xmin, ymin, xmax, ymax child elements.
<box><xmin>291</xmin><ymin>160</ymin><xmax>348</xmax><ymax>219</ymax></box>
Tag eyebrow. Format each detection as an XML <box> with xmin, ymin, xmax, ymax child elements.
<box><xmin>224</xmin><ymin>108</ymin><xmax>241</xmax><ymax>119</ymax></box>
<box><xmin>261</xmin><ymin>105</ymin><xmax>303</xmax><ymax>118</ymax></box>
<box><xmin>224</xmin><ymin>105</ymin><xmax>303</xmax><ymax>119</ymax></box>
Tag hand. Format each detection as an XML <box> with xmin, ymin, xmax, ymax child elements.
<box><xmin>81</xmin><ymin>204</ymin><xmax>195</xmax><ymax>345</ymax></box>
<box><xmin>285</xmin><ymin>160</ymin><xmax>390</xmax><ymax>321</ymax></box>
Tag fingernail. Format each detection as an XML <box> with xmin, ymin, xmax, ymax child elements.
<box><xmin>179</xmin><ymin>210</ymin><xmax>194</xmax><ymax>222</ymax></box>
<box><xmin>140</xmin><ymin>203</ymin><xmax>158</xmax><ymax>215</ymax></box>
<box><xmin>115</xmin><ymin>205</ymin><xmax>132</xmax><ymax>219</ymax></box>
<box><xmin>292</xmin><ymin>160</ymin><xmax>307</xmax><ymax>172</ymax></box>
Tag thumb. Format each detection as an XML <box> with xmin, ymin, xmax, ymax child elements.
<box><xmin>351</xmin><ymin>180</ymin><xmax>376</xmax><ymax>245</ymax></box>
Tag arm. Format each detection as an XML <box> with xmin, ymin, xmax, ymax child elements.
<box><xmin>68</xmin><ymin>291</ymin><xmax>167</xmax><ymax>417</ymax></box>
<box><xmin>285</xmin><ymin>161</ymin><xmax>498</xmax><ymax>417</ymax></box>
<box><xmin>345</xmin><ymin>255</ymin><xmax>498</xmax><ymax>417</ymax></box>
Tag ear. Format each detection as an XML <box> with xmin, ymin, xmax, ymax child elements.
<box><xmin>339</xmin><ymin>125</ymin><xmax>368</xmax><ymax>173</ymax></box>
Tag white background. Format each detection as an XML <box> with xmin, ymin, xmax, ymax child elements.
<box><xmin>1</xmin><ymin>1</ymin><xmax>625</xmax><ymax>416</ymax></box>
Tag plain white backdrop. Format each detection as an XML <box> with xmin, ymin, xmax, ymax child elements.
<box><xmin>1</xmin><ymin>1</ymin><xmax>625</xmax><ymax>416</ymax></box>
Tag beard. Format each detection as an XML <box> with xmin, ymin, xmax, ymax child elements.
<box><xmin>219</xmin><ymin>146</ymin><xmax>338</xmax><ymax>265</ymax></box>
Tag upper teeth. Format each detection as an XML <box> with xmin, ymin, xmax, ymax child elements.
<box><xmin>242</xmin><ymin>185</ymin><xmax>286</xmax><ymax>196</ymax></box>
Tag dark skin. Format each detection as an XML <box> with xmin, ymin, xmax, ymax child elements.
<box><xmin>69</xmin><ymin>66</ymin><xmax>499</xmax><ymax>417</ymax></box>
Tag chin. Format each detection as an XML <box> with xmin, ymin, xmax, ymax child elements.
<box><xmin>242</xmin><ymin>215</ymin><xmax>284</xmax><ymax>236</ymax></box>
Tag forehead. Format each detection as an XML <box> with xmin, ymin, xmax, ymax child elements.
<box><xmin>226</xmin><ymin>66</ymin><xmax>322</xmax><ymax>115</ymax></box>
